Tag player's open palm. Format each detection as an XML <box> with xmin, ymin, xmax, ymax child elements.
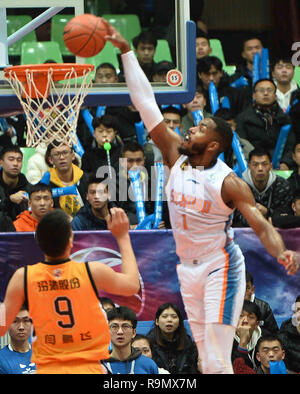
<box><xmin>106</xmin><ymin>208</ymin><xmax>130</xmax><ymax>239</ymax></box>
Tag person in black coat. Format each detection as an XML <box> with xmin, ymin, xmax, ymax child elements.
<box><xmin>287</xmin><ymin>141</ymin><xmax>300</xmax><ymax>194</ymax></box>
<box><xmin>197</xmin><ymin>56</ymin><xmax>249</xmax><ymax>118</ymax></box>
<box><xmin>118</xmin><ymin>31</ymin><xmax>158</xmax><ymax>82</ymax></box>
<box><xmin>235</xmin><ymin>78</ymin><xmax>295</xmax><ymax>168</ymax></box>
<box><xmin>81</xmin><ymin>114</ymin><xmax>123</xmax><ymax>177</ymax></box>
<box><xmin>279</xmin><ymin>295</ymin><xmax>300</xmax><ymax>373</ymax></box>
<box><xmin>147</xmin><ymin>303</ymin><xmax>199</xmax><ymax>374</ymax></box>
<box><xmin>228</xmin><ymin>37</ymin><xmax>264</xmax><ymax>104</ymax></box>
<box><xmin>245</xmin><ymin>271</ymin><xmax>279</xmax><ymax>334</ymax></box>
<box><xmin>272</xmin><ymin>189</ymin><xmax>300</xmax><ymax>228</ymax></box>
<box><xmin>0</xmin><ymin>146</ymin><xmax>29</xmax><ymax>221</ymax></box>
<box><xmin>117</xmin><ymin>142</ymin><xmax>154</xmax><ymax>228</ymax></box>
<box><xmin>71</xmin><ymin>175</ymin><xmax>109</xmax><ymax>231</ymax></box>
<box><xmin>231</xmin><ymin>301</ymin><xmax>263</xmax><ymax>372</ymax></box>
<box><xmin>232</xmin><ymin>148</ymin><xmax>294</xmax><ymax>227</ymax></box>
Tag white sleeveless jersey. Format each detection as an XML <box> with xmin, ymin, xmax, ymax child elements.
<box><xmin>166</xmin><ymin>155</ymin><xmax>235</xmax><ymax>261</ymax></box>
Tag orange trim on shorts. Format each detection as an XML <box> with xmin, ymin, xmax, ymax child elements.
<box><xmin>219</xmin><ymin>248</ymin><xmax>229</xmax><ymax>323</ymax></box>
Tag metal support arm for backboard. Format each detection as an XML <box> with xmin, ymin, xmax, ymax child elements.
<box><xmin>0</xmin><ymin>0</ymin><xmax>85</xmax><ymax>68</ymax></box>
<box><xmin>0</xmin><ymin>1</ymin><xmax>196</xmax><ymax>115</ymax></box>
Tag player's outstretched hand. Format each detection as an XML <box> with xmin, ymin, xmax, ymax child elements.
<box><xmin>106</xmin><ymin>207</ymin><xmax>130</xmax><ymax>239</ymax></box>
<box><xmin>278</xmin><ymin>250</ymin><xmax>299</xmax><ymax>275</ymax></box>
<box><xmin>101</xmin><ymin>18</ymin><xmax>131</xmax><ymax>53</ymax></box>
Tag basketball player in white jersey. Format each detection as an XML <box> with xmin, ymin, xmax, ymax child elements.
<box><xmin>105</xmin><ymin>22</ymin><xmax>299</xmax><ymax>374</ymax></box>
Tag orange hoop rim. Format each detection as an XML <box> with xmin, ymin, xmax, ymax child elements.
<box><xmin>4</xmin><ymin>63</ymin><xmax>94</xmax><ymax>99</ymax></box>
<box><xmin>4</xmin><ymin>63</ymin><xmax>94</xmax><ymax>81</ymax></box>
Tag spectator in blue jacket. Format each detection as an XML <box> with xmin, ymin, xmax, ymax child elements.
<box><xmin>102</xmin><ymin>306</ymin><xmax>159</xmax><ymax>374</ymax></box>
<box><xmin>0</xmin><ymin>306</ymin><xmax>36</xmax><ymax>374</ymax></box>
<box><xmin>72</xmin><ymin>175</ymin><xmax>110</xmax><ymax>231</ymax></box>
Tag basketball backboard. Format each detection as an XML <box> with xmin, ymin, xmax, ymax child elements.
<box><xmin>0</xmin><ymin>0</ymin><xmax>196</xmax><ymax>116</ymax></box>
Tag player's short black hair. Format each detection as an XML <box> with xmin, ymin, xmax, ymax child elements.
<box><xmin>210</xmin><ymin>116</ymin><xmax>233</xmax><ymax>152</ymax></box>
<box><xmin>36</xmin><ymin>209</ymin><xmax>72</xmax><ymax>258</ymax></box>
<box><xmin>106</xmin><ymin>306</ymin><xmax>137</xmax><ymax>329</ymax></box>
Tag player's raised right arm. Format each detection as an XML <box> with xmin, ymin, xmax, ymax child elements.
<box><xmin>88</xmin><ymin>208</ymin><xmax>140</xmax><ymax>296</ymax></box>
<box><xmin>104</xmin><ymin>21</ymin><xmax>181</xmax><ymax>168</ymax></box>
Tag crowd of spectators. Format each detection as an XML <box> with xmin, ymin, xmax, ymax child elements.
<box><xmin>1</xmin><ymin>1</ymin><xmax>300</xmax><ymax>375</ymax></box>
<box><xmin>1</xmin><ymin>11</ymin><xmax>300</xmax><ymax>232</ymax></box>
<box><xmin>2</xmin><ymin>292</ymin><xmax>300</xmax><ymax>374</ymax></box>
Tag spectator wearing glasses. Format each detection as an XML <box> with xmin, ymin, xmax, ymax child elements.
<box><xmin>102</xmin><ymin>306</ymin><xmax>159</xmax><ymax>374</ymax></box>
<box><xmin>45</xmin><ymin>141</ymin><xmax>89</xmax><ymax>217</ymax></box>
<box><xmin>0</xmin><ymin>306</ymin><xmax>36</xmax><ymax>374</ymax></box>
<box><xmin>235</xmin><ymin>78</ymin><xmax>295</xmax><ymax>169</ymax></box>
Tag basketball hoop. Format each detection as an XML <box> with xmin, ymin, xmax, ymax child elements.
<box><xmin>4</xmin><ymin>63</ymin><xmax>94</xmax><ymax>148</ymax></box>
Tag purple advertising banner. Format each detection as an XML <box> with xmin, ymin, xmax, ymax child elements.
<box><xmin>0</xmin><ymin>229</ymin><xmax>299</xmax><ymax>325</ymax></box>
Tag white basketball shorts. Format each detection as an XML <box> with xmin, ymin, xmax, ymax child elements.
<box><xmin>176</xmin><ymin>242</ymin><xmax>245</xmax><ymax>343</ymax></box>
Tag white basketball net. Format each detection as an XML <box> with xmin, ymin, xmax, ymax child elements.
<box><xmin>5</xmin><ymin>65</ymin><xmax>93</xmax><ymax>148</ymax></box>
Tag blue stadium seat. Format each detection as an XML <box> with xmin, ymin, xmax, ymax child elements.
<box><xmin>136</xmin><ymin>320</ymin><xmax>153</xmax><ymax>335</ymax></box>
<box><xmin>136</xmin><ymin>319</ymin><xmax>193</xmax><ymax>338</ymax></box>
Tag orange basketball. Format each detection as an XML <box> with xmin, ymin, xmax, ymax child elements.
<box><xmin>63</xmin><ymin>14</ymin><xmax>108</xmax><ymax>57</ymax></box>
